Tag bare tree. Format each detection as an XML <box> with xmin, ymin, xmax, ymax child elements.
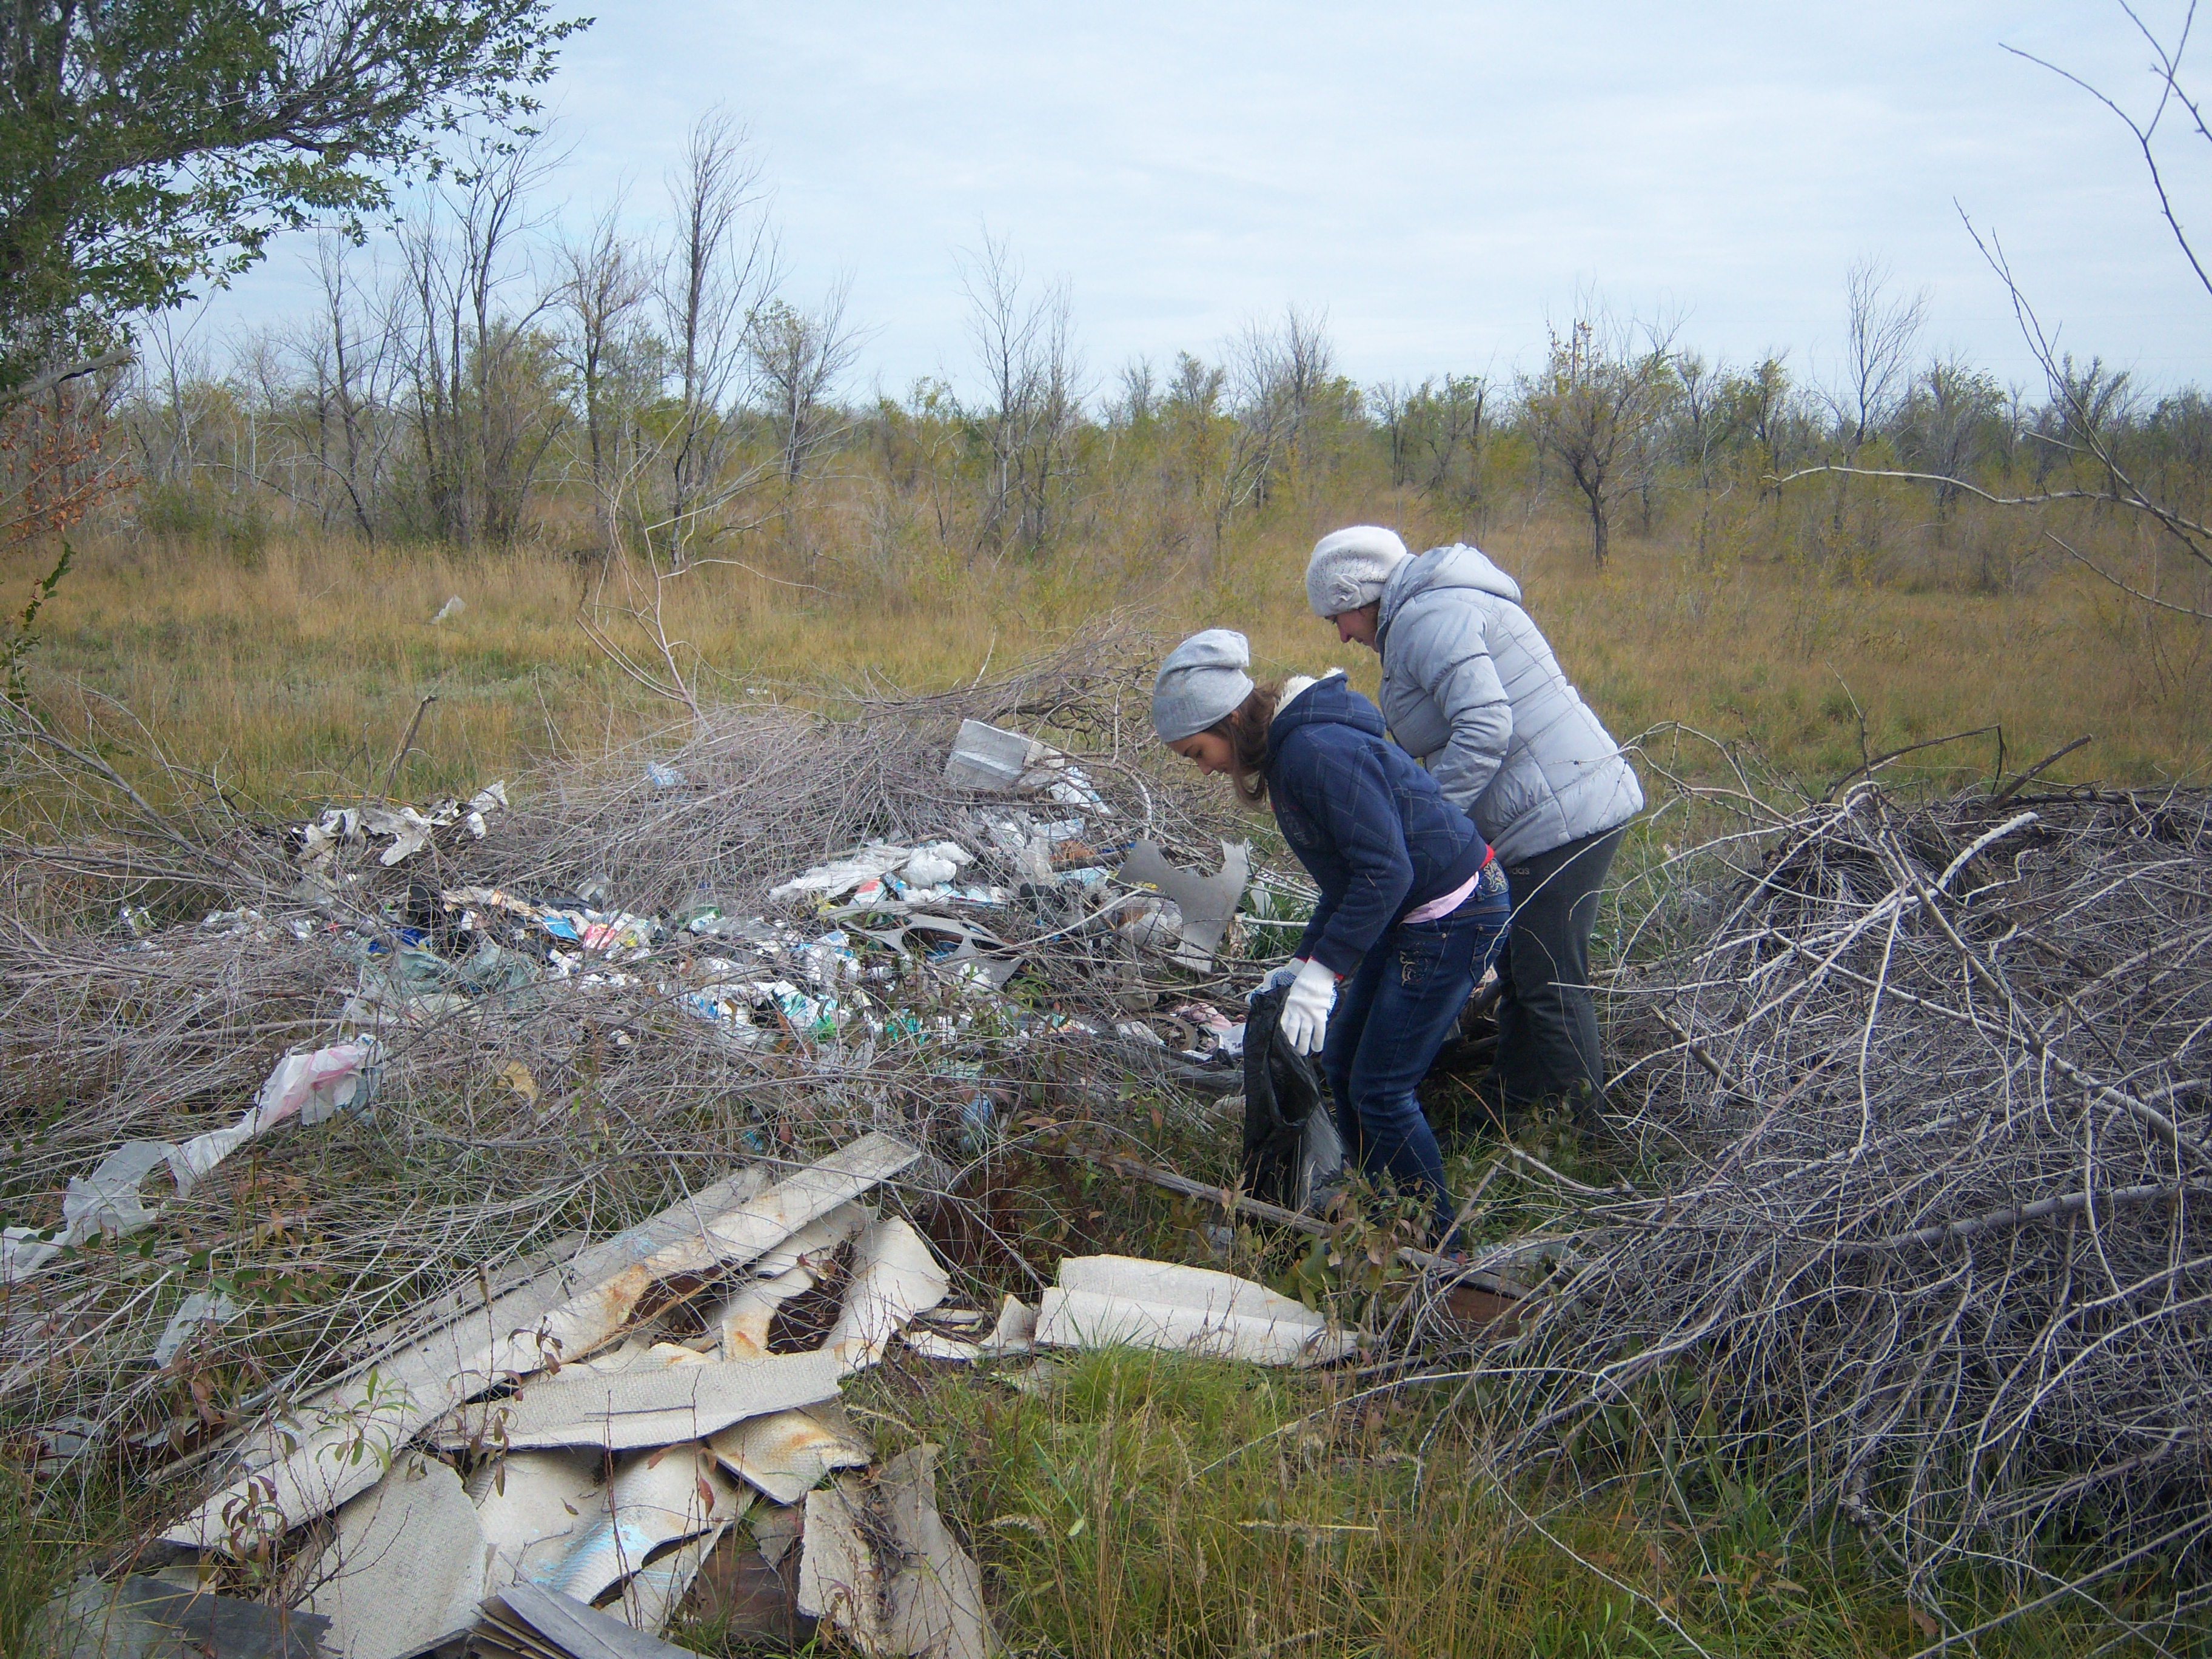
<box><xmin>1671</xmin><ymin>350</ymin><xmax>1729</xmax><ymax>558</ymax></box>
<box><xmin>558</xmin><ymin>198</ymin><xmax>655</xmax><ymax>555</ymax></box>
<box><xmin>1412</xmin><ymin>373</ymin><xmax>1488</xmax><ymax>498</ymax></box>
<box><xmin>1111</xmin><ymin>357</ymin><xmax>1159</xmax><ymax>428</ymax></box>
<box><xmin>1522</xmin><ymin>307</ymin><xmax>1678</xmax><ymax>568</ymax></box>
<box><xmin>392</xmin><ymin>128</ymin><xmax>568</xmax><ymax>546</ymax></box>
<box><xmin>1834</xmin><ymin>258</ymin><xmax>1928</xmax><ymax>451</ymax></box>
<box><xmin>745</xmin><ymin>275</ymin><xmax>865</xmax><ymax>487</ymax></box>
<box><xmin>1233</xmin><ymin>304</ymin><xmax>1335</xmax><ymax>502</ymax></box>
<box><xmin>959</xmin><ymin>232</ymin><xmax>1082</xmax><ymax>559</ymax></box>
<box><xmin>659</xmin><ymin>109</ymin><xmax>776</xmax><ymax>567</ymax></box>
<box><xmin>304</xmin><ymin>234</ymin><xmax>398</xmax><ymax>545</ymax></box>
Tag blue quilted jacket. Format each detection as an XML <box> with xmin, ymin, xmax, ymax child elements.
<box><xmin>1266</xmin><ymin>675</ymin><xmax>1491</xmax><ymax>977</ymax></box>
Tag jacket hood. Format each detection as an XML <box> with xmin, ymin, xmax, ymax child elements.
<box><xmin>1270</xmin><ymin>671</ymin><xmax>1384</xmax><ymax>746</ymax></box>
<box><xmin>1378</xmin><ymin>543</ymin><xmax>1521</xmax><ymax>640</ymax></box>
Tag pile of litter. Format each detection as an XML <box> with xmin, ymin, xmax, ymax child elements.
<box><xmin>0</xmin><ymin>640</ymin><xmax>1381</xmax><ymax>1652</ymax></box>
<box><xmin>41</xmin><ymin>1133</ymin><xmax>1353</xmax><ymax>1657</ymax></box>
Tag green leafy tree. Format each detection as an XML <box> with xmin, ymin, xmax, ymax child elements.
<box><xmin>0</xmin><ymin>0</ymin><xmax>586</xmax><ymax>403</ymax></box>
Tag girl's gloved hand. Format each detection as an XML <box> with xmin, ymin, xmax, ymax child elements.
<box><xmin>1245</xmin><ymin>960</ymin><xmax>1302</xmax><ymax>1006</ymax></box>
<box><xmin>1278</xmin><ymin>957</ymin><xmax>1339</xmax><ymax>1055</ymax></box>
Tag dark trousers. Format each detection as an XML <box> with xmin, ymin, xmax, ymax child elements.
<box><xmin>1492</xmin><ymin>824</ymin><xmax>1627</xmax><ymax>1113</ymax></box>
<box><xmin>1322</xmin><ymin>869</ymin><xmax>1511</xmax><ymax>1238</ymax></box>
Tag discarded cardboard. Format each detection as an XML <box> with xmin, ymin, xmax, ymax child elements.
<box><xmin>709</xmin><ymin>1400</ymin><xmax>874</xmax><ymax>1504</ymax></box>
<box><xmin>169</xmin><ymin>1136</ymin><xmax>917</xmax><ymax>1550</ymax></box>
<box><xmin>799</xmin><ymin>1443</ymin><xmax>993</xmax><ymax>1659</ymax></box>
<box><xmin>1114</xmin><ymin>839</ymin><xmax>1250</xmax><ymax>968</ymax></box>
<box><xmin>304</xmin><ymin>1452</ymin><xmax>489</xmax><ymax>1659</ymax></box>
<box><xmin>1035</xmin><ymin>1255</ymin><xmax>1355</xmax><ymax>1367</ymax></box>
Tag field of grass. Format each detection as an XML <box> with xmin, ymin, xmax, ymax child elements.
<box><xmin>2</xmin><ymin>507</ymin><xmax>2208</xmax><ymax>1656</ymax></box>
<box><xmin>7</xmin><ymin>502</ymin><xmax>2208</xmax><ymax>816</ymax></box>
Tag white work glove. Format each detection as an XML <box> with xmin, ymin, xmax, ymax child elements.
<box><xmin>1246</xmin><ymin>960</ymin><xmax>1302</xmax><ymax>1007</ymax></box>
<box><xmin>1278</xmin><ymin>957</ymin><xmax>1339</xmax><ymax>1056</ymax></box>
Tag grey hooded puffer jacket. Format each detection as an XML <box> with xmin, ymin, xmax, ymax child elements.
<box><xmin>1376</xmin><ymin>543</ymin><xmax>1643</xmax><ymax>864</ymax></box>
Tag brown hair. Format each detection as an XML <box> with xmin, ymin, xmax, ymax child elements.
<box><xmin>1204</xmin><ymin>679</ymin><xmax>1284</xmax><ymax>806</ymax></box>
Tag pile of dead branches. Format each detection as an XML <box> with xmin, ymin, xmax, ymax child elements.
<box><xmin>1492</xmin><ymin>780</ymin><xmax>2211</xmax><ymax>1636</ymax></box>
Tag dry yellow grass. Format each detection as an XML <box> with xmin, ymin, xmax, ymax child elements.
<box><xmin>6</xmin><ymin>503</ymin><xmax>2208</xmax><ymax>814</ymax></box>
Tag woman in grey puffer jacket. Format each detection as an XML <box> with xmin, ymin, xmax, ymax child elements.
<box><xmin>1305</xmin><ymin>525</ymin><xmax>1643</xmax><ymax>1120</ymax></box>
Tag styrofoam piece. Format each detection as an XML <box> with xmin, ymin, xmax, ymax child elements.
<box><xmin>538</xmin><ymin>1443</ymin><xmax>742</xmax><ymax>1607</ymax></box>
<box><xmin>1034</xmin><ymin>1255</ymin><xmax>1355</xmax><ymax>1367</ymax></box>
<box><xmin>943</xmin><ymin>720</ymin><xmax>1036</xmax><ymax>793</ymax></box>
<box><xmin>440</xmin><ymin>1349</ymin><xmax>843</xmax><ymax>1452</ymax></box>
<box><xmin>169</xmin><ymin>1134</ymin><xmax>919</xmax><ymax>1550</ymax></box>
<box><xmin>709</xmin><ymin>1401</ymin><xmax>873</xmax><ymax>1505</ymax></box>
<box><xmin>798</xmin><ymin>1444</ymin><xmax>993</xmax><ymax>1659</ymax></box>
<box><xmin>904</xmin><ymin>1295</ymin><xmax>1038</xmax><ymax>1362</ymax></box>
<box><xmin>822</xmin><ymin>1216</ymin><xmax>950</xmax><ymax>1373</ymax></box>
<box><xmin>304</xmin><ymin>1453</ymin><xmax>492</xmax><ymax>1659</ymax></box>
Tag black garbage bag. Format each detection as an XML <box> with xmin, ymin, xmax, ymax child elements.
<box><xmin>1242</xmin><ymin>984</ymin><xmax>1339</xmax><ymax>1209</ymax></box>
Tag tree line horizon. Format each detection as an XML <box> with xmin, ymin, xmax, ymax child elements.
<box><xmin>56</xmin><ymin>116</ymin><xmax>2212</xmax><ymax>598</ymax></box>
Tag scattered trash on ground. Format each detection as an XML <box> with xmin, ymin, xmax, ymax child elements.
<box><xmin>3</xmin><ymin>1037</ymin><xmax>380</xmax><ymax>1285</ymax></box>
<box><xmin>38</xmin><ymin>1118</ymin><xmax>1332</xmax><ymax>1655</ymax></box>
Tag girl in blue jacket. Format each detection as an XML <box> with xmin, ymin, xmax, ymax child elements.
<box><xmin>1151</xmin><ymin>629</ymin><xmax>1510</xmax><ymax>1242</ymax></box>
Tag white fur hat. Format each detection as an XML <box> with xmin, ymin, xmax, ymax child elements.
<box><xmin>1304</xmin><ymin>525</ymin><xmax>1411</xmax><ymax>617</ymax></box>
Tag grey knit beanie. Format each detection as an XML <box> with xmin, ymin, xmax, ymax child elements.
<box><xmin>1151</xmin><ymin>629</ymin><xmax>1255</xmax><ymax>742</ymax></box>
<box><xmin>1305</xmin><ymin>525</ymin><xmax>1410</xmax><ymax>617</ymax></box>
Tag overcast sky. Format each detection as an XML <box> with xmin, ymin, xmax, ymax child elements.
<box><xmin>192</xmin><ymin>1</ymin><xmax>2212</xmax><ymax>402</ymax></box>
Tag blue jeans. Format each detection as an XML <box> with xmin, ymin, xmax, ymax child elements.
<box><xmin>1321</xmin><ymin>865</ymin><xmax>1511</xmax><ymax>1242</ymax></box>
